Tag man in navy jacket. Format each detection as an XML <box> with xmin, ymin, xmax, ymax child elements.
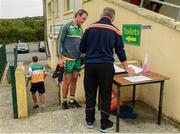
<box><xmin>80</xmin><ymin>7</ymin><xmax>134</xmax><ymax>132</ymax></box>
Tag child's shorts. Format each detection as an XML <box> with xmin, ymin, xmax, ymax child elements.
<box><xmin>30</xmin><ymin>82</ymin><xmax>45</xmax><ymax>94</ymax></box>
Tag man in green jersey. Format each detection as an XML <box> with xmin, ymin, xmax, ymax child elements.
<box><xmin>57</xmin><ymin>9</ymin><xmax>88</xmax><ymax>109</ymax></box>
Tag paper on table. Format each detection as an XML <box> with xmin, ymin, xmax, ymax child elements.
<box><xmin>123</xmin><ymin>75</ymin><xmax>152</xmax><ymax>83</ymax></box>
<box><xmin>114</xmin><ymin>64</ymin><xmax>126</xmax><ymax>73</ymax></box>
<box><xmin>128</xmin><ymin>64</ymin><xmax>143</xmax><ymax>74</ymax></box>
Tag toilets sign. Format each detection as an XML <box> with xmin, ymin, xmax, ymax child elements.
<box><xmin>122</xmin><ymin>24</ymin><xmax>141</xmax><ymax>46</ymax></box>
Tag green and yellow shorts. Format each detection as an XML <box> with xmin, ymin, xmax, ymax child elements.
<box><xmin>64</xmin><ymin>59</ymin><xmax>81</xmax><ymax>74</ymax></box>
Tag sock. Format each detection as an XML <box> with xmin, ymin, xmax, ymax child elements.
<box><xmin>69</xmin><ymin>95</ymin><xmax>75</xmax><ymax>103</ymax></box>
<box><xmin>34</xmin><ymin>103</ymin><xmax>38</xmax><ymax>106</ymax></box>
<box><xmin>63</xmin><ymin>97</ymin><xmax>67</xmax><ymax>103</ymax></box>
<box><xmin>41</xmin><ymin>104</ymin><xmax>45</xmax><ymax>108</ymax></box>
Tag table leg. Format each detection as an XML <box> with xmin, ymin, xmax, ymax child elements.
<box><xmin>132</xmin><ymin>85</ymin><xmax>136</xmax><ymax>106</ymax></box>
<box><xmin>158</xmin><ymin>81</ymin><xmax>165</xmax><ymax>125</ymax></box>
<box><xmin>116</xmin><ymin>85</ymin><xmax>120</xmax><ymax>132</ymax></box>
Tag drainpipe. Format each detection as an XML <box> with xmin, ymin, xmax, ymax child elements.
<box><xmin>51</xmin><ymin>0</ymin><xmax>56</xmax><ymax>69</ymax></box>
<box><xmin>42</xmin><ymin>0</ymin><xmax>51</xmax><ymax>58</ymax></box>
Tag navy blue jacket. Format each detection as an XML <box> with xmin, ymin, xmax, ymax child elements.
<box><xmin>80</xmin><ymin>17</ymin><xmax>127</xmax><ymax>64</ymax></box>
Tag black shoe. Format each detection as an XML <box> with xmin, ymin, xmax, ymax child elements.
<box><xmin>100</xmin><ymin>120</ymin><xmax>113</xmax><ymax>133</ymax></box>
<box><xmin>62</xmin><ymin>102</ymin><xmax>69</xmax><ymax>109</ymax></box>
<box><xmin>33</xmin><ymin>104</ymin><xmax>39</xmax><ymax>109</ymax></box>
<box><xmin>86</xmin><ymin>122</ymin><xmax>94</xmax><ymax>129</ymax></box>
<box><xmin>69</xmin><ymin>100</ymin><xmax>82</xmax><ymax>108</ymax></box>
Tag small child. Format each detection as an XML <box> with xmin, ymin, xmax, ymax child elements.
<box><xmin>28</xmin><ymin>56</ymin><xmax>47</xmax><ymax>108</ymax></box>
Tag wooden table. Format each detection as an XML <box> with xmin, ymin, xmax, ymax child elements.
<box><xmin>113</xmin><ymin>71</ymin><xmax>169</xmax><ymax>132</ymax></box>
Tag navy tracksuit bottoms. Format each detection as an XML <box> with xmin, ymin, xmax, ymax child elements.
<box><xmin>84</xmin><ymin>63</ymin><xmax>114</xmax><ymax>124</ymax></box>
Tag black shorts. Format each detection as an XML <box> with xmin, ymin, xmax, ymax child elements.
<box><xmin>30</xmin><ymin>82</ymin><xmax>45</xmax><ymax>94</ymax></box>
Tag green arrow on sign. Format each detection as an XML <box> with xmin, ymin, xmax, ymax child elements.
<box><xmin>126</xmin><ymin>36</ymin><xmax>136</xmax><ymax>42</ymax></box>
<box><xmin>122</xmin><ymin>24</ymin><xmax>141</xmax><ymax>46</ymax></box>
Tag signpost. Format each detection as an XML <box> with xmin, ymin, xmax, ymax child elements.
<box><xmin>122</xmin><ymin>24</ymin><xmax>141</xmax><ymax>46</ymax></box>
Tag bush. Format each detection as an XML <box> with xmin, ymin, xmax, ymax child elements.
<box><xmin>0</xmin><ymin>16</ymin><xmax>44</xmax><ymax>44</ymax></box>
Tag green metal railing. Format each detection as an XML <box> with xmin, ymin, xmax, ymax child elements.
<box><xmin>0</xmin><ymin>45</ymin><xmax>7</xmax><ymax>81</ymax></box>
<box><xmin>9</xmin><ymin>65</ymin><xmax>18</xmax><ymax>118</ymax></box>
<box><xmin>9</xmin><ymin>46</ymin><xmax>18</xmax><ymax>118</ymax></box>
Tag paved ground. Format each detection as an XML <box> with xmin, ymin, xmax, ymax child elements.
<box><xmin>0</xmin><ymin>57</ymin><xmax>180</xmax><ymax>133</ymax></box>
<box><xmin>27</xmin><ymin>74</ymin><xmax>61</xmax><ymax>115</ymax></box>
<box><xmin>6</xmin><ymin>43</ymin><xmax>46</xmax><ymax>64</ymax></box>
<box><xmin>0</xmin><ymin>81</ymin><xmax>180</xmax><ymax>133</ymax></box>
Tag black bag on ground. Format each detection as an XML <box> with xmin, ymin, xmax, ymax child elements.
<box><xmin>111</xmin><ymin>104</ymin><xmax>138</xmax><ymax>119</ymax></box>
<box><xmin>52</xmin><ymin>64</ymin><xmax>64</xmax><ymax>82</ymax></box>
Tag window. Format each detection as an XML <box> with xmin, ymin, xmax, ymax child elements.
<box><xmin>64</xmin><ymin>0</ymin><xmax>74</xmax><ymax>12</ymax></box>
<box><xmin>48</xmin><ymin>2</ymin><xmax>52</xmax><ymax>19</ymax></box>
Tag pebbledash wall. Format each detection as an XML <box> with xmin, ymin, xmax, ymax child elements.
<box><xmin>45</xmin><ymin>0</ymin><xmax>180</xmax><ymax>123</ymax></box>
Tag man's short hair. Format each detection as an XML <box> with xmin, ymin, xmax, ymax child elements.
<box><xmin>102</xmin><ymin>7</ymin><xmax>115</xmax><ymax>19</ymax></box>
<box><xmin>75</xmin><ymin>9</ymin><xmax>88</xmax><ymax>18</ymax></box>
<box><xmin>32</xmin><ymin>56</ymin><xmax>38</xmax><ymax>62</ymax></box>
